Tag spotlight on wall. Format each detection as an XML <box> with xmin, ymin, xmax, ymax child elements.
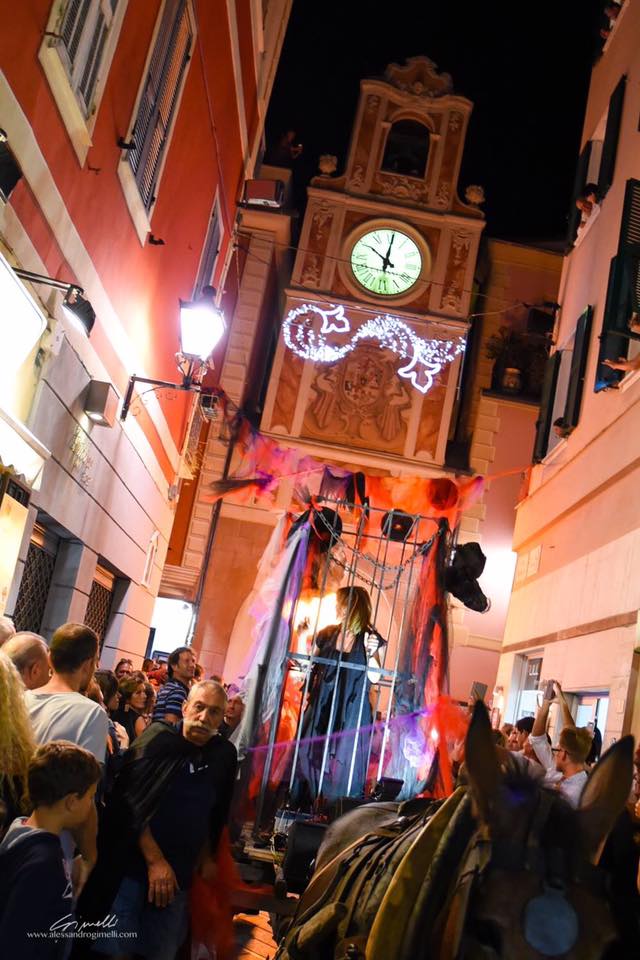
<box><xmin>12</xmin><ymin>268</ymin><xmax>96</xmax><ymax>338</ymax></box>
<box><xmin>84</xmin><ymin>380</ymin><xmax>118</xmax><ymax>427</ymax></box>
<box><xmin>62</xmin><ymin>286</ymin><xmax>96</xmax><ymax>336</ymax></box>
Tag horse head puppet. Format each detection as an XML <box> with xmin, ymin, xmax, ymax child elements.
<box><xmin>276</xmin><ymin>703</ymin><xmax>634</xmax><ymax>960</ymax></box>
<box><xmin>430</xmin><ymin>702</ymin><xmax>635</xmax><ymax>959</ymax></box>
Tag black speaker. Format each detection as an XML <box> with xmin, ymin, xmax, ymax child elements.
<box><xmin>281</xmin><ymin>821</ymin><xmax>328</xmax><ymax>894</ymax></box>
<box><xmin>381</xmin><ymin>509</ymin><xmax>415</xmax><ymax>542</ymax></box>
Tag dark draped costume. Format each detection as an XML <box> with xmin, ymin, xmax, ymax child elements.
<box><xmin>77</xmin><ymin>721</ymin><xmax>237</xmax><ymax>923</ymax></box>
<box><xmin>295</xmin><ymin>625</ymin><xmax>372</xmax><ymax>803</ymax></box>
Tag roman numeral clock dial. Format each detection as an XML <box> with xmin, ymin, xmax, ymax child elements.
<box><xmin>350</xmin><ymin>228</ymin><xmax>422</xmax><ymax>296</ymax></box>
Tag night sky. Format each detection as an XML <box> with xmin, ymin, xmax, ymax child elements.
<box><xmin>267</xmin><ymin>0</ymin><xmax>606</xmax><ymax>242</ymax></box>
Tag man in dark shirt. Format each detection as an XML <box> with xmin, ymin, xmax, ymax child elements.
<box><xmin>151</xmin><ymin>647</ymin><xmax>196</xmax><ymax>724</ymax></box>
<box><xmin>88</xmin><ymin>681</ymin><xmax>236</xmax><ymax>960</ymax></box>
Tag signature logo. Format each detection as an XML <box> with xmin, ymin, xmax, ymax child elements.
<box><xmin>50</xmin><ymin>914</ymin><xmax>118</xmax><ymax>933</ymax></box>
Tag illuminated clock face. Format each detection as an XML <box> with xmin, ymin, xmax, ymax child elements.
<box><xmin>350</xmin><ymin>229</ymin><xmax>422</xmax><ymax>296</ymax></box>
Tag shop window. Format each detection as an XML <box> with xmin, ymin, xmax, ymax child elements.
<box><xmin>126</xmin><ymin>0</ymin><xmax>193</xmax><ymax>211</ymax></box>
<box><xmin>381</xmin><ymin>120</ymin><xmax>430</xmax><ymax>178</ymax></box>
<box><xmin>523</xmin><ymin>657</ymin><xmax>542</xmax><ymax>691</ymax></box>
<box><xmin>11</xmin><ymin>524</ymin><xmax>59</xmax><ymax>633</ymax></box>
<box><xmin>595</xmin><ymin>178</ymin><xmax>640</xmax><ymax>391</ymax></box>
<box><xmin>566</xmin><ymin>75</ymin><xmax>626</xmax><ymax>247</ymax></box>
<box><xmin>193</xmin><ymin>196</ymin><xmax>221</xmax><ymax>297</ymax></box>
<box><xmin>0</xmin><ymin>137</ymin><xmax>22</xmax><ymax>200</ymax></box>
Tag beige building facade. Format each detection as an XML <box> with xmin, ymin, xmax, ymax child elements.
<box><xmin>495</xmin><ymin>1</ymin><xmax>640</xmax><ymax>746</ymax></box>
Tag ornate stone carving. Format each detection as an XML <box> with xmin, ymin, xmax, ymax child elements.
<box><xmin>384</xmin><ymin>57</ymin><xmax>453</xmax><ymax>99</ymax></box>
<box><xmin>301</xmin><ymin>255</ymin><xmax>321</xmax><ymax>287</ymax></box>
<box><xmin>441</xmin><ymin>283</ymin><xmax>463</xmax><ymax>312</ymax></box>
<box><xmin>465</xmin><ymin>184</ymin><xmax>486</xmax><ymax>206</ymax></box>
<box><xmin>451</xmin><ymin>231</ymin><xmax>472</xmax><ymax>265</ymax></box>
<box><xmin>318</xmin><ymin>154</ymin><xmax>337</xmax><ymax>176</ymax></box>
<box><xmin>304</xmin><ymin>344</ymin><xmax>411</xmax><ymax>453</ymax></box>
<box><xmin>311</xmin><ymin>203</ymin><xmax>333</xmax><ymax>242</ymax></box>
<box><xmin>448</xmin><ymin>112</ymin><xmax>463</xmax><ymax>132</ymax></box>
<box><xmin>379</xmin><ymin>175</ymin><xmax>426</xmax><ymax>202</ymax></box>
<box><xmin>366</xmin><ymin>95</ymin><xmax>380</xmax><ymax>113</ymax></box>
<box><xmin>434</xmin><ymin>181</ymin><xmax>450</xmax><ymax>207</ymax></box>
<box><xmin>349</xmin><ymin>164</ymin><xmax>366</xmax><ymax>189</ymax></box>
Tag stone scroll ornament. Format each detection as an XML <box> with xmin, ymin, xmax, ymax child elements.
<box><xmin>283</xmin><ymin>303</ymin><xmax>465</xmax><ymax>395</ymax></box>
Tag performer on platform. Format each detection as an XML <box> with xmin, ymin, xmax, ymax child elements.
<box><xmin>295</xmin><ymin>586</ymin><xmax>383</xmax><ymax>804</ymax></box>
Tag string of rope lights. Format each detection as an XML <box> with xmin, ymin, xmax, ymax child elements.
<box><xmin>283</xmin><ymin>302</ymin><xmax>465</xmax><ymax>394</ymax></box>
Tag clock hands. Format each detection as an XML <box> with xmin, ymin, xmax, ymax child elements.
<box><xmin>381</xmin><ymin>233</ymin><xmax>395</xmax><ymax>273</ymax></box>
<box><xmin>362</xmin><ymin>243</ymin><xmax>387</xmax><ymax>261</ymax></box>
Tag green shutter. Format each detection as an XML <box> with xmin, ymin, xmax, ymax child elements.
<box><xmin>533</xmin><ymin>352</ymin><xmax>561</xmax><ymax>463</ymax></box>
<box><xmin>598</xmin><ymin>76</ymin><xmax>626</xmax><ymax>199</ymax></box>
<box><xmin>563</xmin><ymin>307</ymin><xmax>592</xmax><ymax>427</ymax></box>
<box><xmin>566</xmin><ymin>143</ymin><xmax>592</xmax><ymax>248</ymax></box>
<box><xmin>595</xmin><ymin>181</ymin><xmax>640</xmax><ymax>392</ymax></box>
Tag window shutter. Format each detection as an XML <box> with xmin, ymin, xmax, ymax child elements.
<box><xmin>566</xmin><ymin>143</ymin><xmax>591</xmax><ymax>248</ymax></box>
<box><xmin>195</xmin><ymin>206</ymin><xmax>221</xmax><ymax>295</ymax></box>
<box><xmin>598</xmin><ymin>76</ymin><xmax>626</xmax><ymax>199</ymax></box>
<box><xmin>61</xmin><ymin>0</ymin><xmax>89</xmax><ymax>66</ymax></box>
<box><xmin>128</xmin><ymin>0</ymin><xmax>192</xmax><ymax>210</ymax></box>
<box><xmin>595</xmin><ymin>181</ymin><xmax>640</xmax><ymax>391</ymax></box>
<box><xmin>563</xmin><ymin>306</ymin><xmax>592</xmax><ymax>427</ymax></box>
<box><xmin>78</xmin><ymin>10</ymin><xmax>107</xmax><ymax>110</ymax></box>
<box><xmin>533</xmin><ymin>352</ymin><xmax>561</xmax><ymax>463</ymax></box>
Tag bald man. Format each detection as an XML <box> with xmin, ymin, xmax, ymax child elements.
<box><xmin>83</xmin><ymin>681</ymin><xmax>237</xmax><ymax>959</ymax></box>
<box><xmin>0</xmin><ymin>615</ymin><xmax>16</xmax><ymax>647</ymax></box>
<box><xmin>2</xmin><ymin>632</ymin><xmax>50</xmax><ymax>690</ymax></box>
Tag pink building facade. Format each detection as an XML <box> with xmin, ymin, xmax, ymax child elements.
<box><xmin>495</xmin><ymin>0</ymin><xmax>640</xmax><ymax>746</ymax></box>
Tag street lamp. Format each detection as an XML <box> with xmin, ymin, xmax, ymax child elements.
<box><xmin>120</xmin><ymin>289</ymin><xmax>226</xmax><ymax>421</ymax></box>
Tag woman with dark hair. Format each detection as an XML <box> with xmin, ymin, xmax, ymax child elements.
<box><xmin>112</xmin><ymin>676</ymin><xmax>148</xmax><ymax>744</ymax></box>
<box><xmin>295</xmin><ymin>586</ymin><xmax>382</xmax><ymax>804</ymax></box>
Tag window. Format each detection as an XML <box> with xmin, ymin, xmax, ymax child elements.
<box><xmin>193</xmin><ymin>198</ymin><xmax>221</xmax><ymax>297</ymax></box>
<box><xmin>11</xmin><ymin>524</ymin><xmax>59</xmax><ymax>633</ymax></box>
<box><xmin>532</xmin><ymin>352</ymin><xmax>561</xmax><ymax>462</ymax></box>
<box><xmin>84</xmin><ymin>564</ymin><xmax>115</xmax><ymax>652</ymax></box>
<box><xmin>58</xmin><ymin>0</ymin><xmax>119</xmax><ymax>117</ymax></box>
<box><xmin>595</xmin><ymin>179</ymin><xmax>640</xmax><ymax>391</ymax></box>
<box><xmin>533</xmin><ymin>306</ymin><xmax>593</xmax><ymax>461</ymax></box>
<box><xmin>566</xmin><ymin>76</ymin><xmax>626</xmax><ymax>247</ymax></box>
<box><xmin>563</xmin><ymin>306</ymin><xmax>593</xmax><ymax>427</ymax></box>
<box><xmin>381</xmin><ymin>120</ymin><xmax>430</xmax><ymax>178</ymax></box>
<box><xmin>126</xmin><ymin>0</ymin><xmax>193</xmax><ymax>212</ymax></box>
<box><xmin>39</xmin><ymin>1</ymin><xmax>127</xmax><ymax>163</ymax></box>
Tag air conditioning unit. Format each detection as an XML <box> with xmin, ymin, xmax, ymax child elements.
<box><xmin>199</xmin><ymin>393</ymin><xmax>219</xmax><ymax>422</ymax></box>
<box><xmin>241</xmin><ymin>179</ymin><xmax>285</xmax><ymax>209</ymax></box>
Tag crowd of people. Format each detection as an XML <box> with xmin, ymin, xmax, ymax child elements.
<box><xmin>0</xmin><ymin>611</ymin><xmax>638</xmax><ymax>955</ymax></box>
<box><xmin>0</xmin><ymin>620</ymin><xmax>245</xmax><ymax>960</ymax></box>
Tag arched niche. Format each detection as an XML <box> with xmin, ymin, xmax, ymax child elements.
<box><xmin>381</xmin><ymin>119</ymin><xmax>430</xmax><ymax>178</ymax></box>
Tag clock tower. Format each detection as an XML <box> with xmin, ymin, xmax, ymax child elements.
<box><xmin>261</xmin><ymin>57</ymin><xmax>485</xmax><ymax>469</ymax></box>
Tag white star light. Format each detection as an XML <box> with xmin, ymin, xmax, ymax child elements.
<box><xmin>282</xmin><ymin>303</ymin><xmax>465</xmax><ymax>395</ymax></box>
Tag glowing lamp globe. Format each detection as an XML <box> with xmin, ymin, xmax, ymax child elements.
<box><xmin>179</xmin><ymin>298</ymin><xmax>225</xmax><ymax>361</ymax></box>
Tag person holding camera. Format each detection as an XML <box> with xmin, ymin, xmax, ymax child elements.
<box><xmin>529</xmin><ymin>680</ymin><xmax>590</xmax><ymax>808</ymax></box>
